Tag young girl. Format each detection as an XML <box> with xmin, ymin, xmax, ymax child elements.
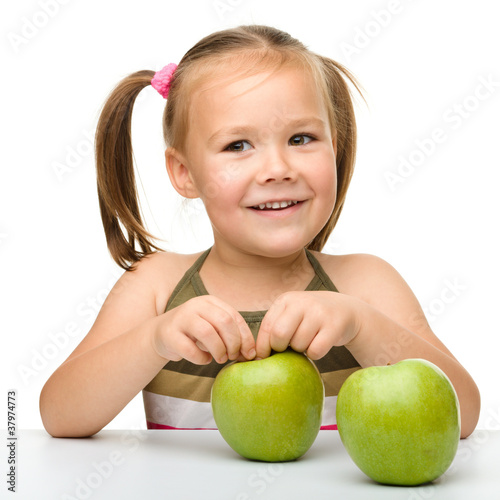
<box><xmin>40</xmin><ymin>25</ymin><xmax>480</xmax><ymax>439</ymax></box>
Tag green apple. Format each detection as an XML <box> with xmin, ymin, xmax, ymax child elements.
<box><xmin>211</xmin><ymin>348</ymin><xmax>324</xmax><ymax>462</ymax></box>
<box><xmin>336</xmin><ymin>358</ymin><xmax>460</xmax><ymax>485</ymax></box>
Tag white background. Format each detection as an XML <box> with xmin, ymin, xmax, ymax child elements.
<box><xmin>2</xmin><ymin>0</ymin><xmax>499</xmax><ymax>432</ymax></box>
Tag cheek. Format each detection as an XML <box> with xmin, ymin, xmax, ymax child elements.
<box><xmin>198</xmin><ymin>166</ymin><xmax>246</xmax><ymax>209</ymax></box>
<box><xmin>183</xmin><ymin>158</ymin><xmax>226</xmax><ymax>202</ymax></box>
<box><xmin>316</xmin><ymin>159</ymin><xmax>338</xmax><ymax>206</ymax></box>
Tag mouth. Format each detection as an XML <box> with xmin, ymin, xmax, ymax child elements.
<box><xmin>250</xmin><ymin>200</ymin><xmax>301</xmax><ymax>211</ymax></box>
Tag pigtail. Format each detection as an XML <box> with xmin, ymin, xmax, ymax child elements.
<box><xmin>95</xmin><ymin>70</ymin><xmax>162</xmax><ymax>270</ymax></box>
<box><xmin>308</xmin><ymin>57</ymin><xmax>364</xmax><ymax>252</ymax></box>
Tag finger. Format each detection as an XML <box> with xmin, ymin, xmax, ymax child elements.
<box><xmin>234</xmin><ymin>313</ymin><xmax>256</xmax><ymax>360</ymax></box>
<box><xmin>256</xmin><ymin>301</ymin><xmax>285</xmax><ymax>359</ymax></box>
<box><xmin>305</xmin><ymin>328</ymin><xmax>334</xmax><ymax>360</ymax></box>
<box><xmin>270</xmin><ymin>304</ymin><xmax>305</xmax><ymax>353</ymax></box>
<box><xmin>195</xmin><ymin>340</ymin><xmax>209</xmax><ymax>352</ymax></box>
<box><xmin>288</xmin><ymin>315</ymin><xmax>321</xmax><ymax>354</ymax></box>
<box><xmin>168</xmin><ymin>333</ymin><xmax>213</xmax><ymax>365</ymax></box>
<box><xmin>200</xmin><ymin>297</ymin><xmax>256</xmax><ymax>361</ymax></box>
<box><xmin>186</xmin><ymin>314</ymin><xmax>229</xmax><ymax>364</ymax></box>
<box><xmin>197</xmin><ymin>300</ymin><xmax>250</xmax><ymax>362</ymax></box>
<box><xmin>257</xmin><ymin>297</ymin><xmax>304</xmax><ymax>357</ymax></box>
<box><xmin>255</xmin><ymin>326</ymin><xmax>271</xmax><ymax>360</ymax></box>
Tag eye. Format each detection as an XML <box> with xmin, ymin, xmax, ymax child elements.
<box><xmin>225</xmin><ymin>140</ymin><xmax>251</xmax><ymax>152</ymax></box>
<box><xmin>289</xmin><ymin>135</ymin><xmax>314</xmax><ymax>146</ymax></box>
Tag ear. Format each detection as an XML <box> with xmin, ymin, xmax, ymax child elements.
<box><xmin>165</xmin><ymin>148</ymin><xmax>199</xmax><ymax>199</ymax></box>
<box><xmin>331</xmin><ymin>130</ymin><xmax>338</xmax><ymax>159</ymax></box>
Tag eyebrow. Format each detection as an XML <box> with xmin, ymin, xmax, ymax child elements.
<box><xmin>207</xmin><ymin>117</ymin><xmax>328</xmax><ymax>147</ymax></box>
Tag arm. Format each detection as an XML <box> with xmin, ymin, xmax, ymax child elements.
<box><xmin>40</xmin><ymin>253</ymin><xmax>255</xmax><ymax>438</ymax></box>
<box><xmin>256</xmin><ymin>254</ymin><xmax>480</xmax><ymax>438</ymax></box>
<box><xmin>40</xmin><ymin>316</ymin><xmax>165</xmax><ymax>438</ymax></box>
<box><xmin>40</xmin><ymin>255</ymin><xmax>163</xmax><ymax>438</ymax></box>
<box><xmin>345</xmin><ymin>300</ymin><xmax>480</xmax><ymax>438</ymax></box>
<box><xmin>340</xmin><ymin>254</ymin><xmax>480</xmax><ymax>438</ymax></box>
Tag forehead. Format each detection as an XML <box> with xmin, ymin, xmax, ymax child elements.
<box><xmin>187</xmin><ymin>65</ymin><xmax>330</xmax><ymax>140</ymax></box>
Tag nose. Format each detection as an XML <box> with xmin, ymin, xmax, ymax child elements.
<box><xmin>256</xmin><ymin>147</ymin><xmax>297</xmax><ymax>184</ymax></box>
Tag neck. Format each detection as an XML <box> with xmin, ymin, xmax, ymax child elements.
<box><xmin>199</xmin><ymin>244</ymin><xmax>315</xmax><ymax>311</ymax></box>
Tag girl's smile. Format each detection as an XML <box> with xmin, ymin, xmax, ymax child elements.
<box><xmin>247</xmin><ymin>199</ymin><xmax>304</xmax><ymax>218</ymax></box>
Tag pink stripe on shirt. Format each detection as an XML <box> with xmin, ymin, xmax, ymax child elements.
<box><xmin>147</xmin><ymin>420</ymin><xmax>337</xmax><ymax>431</ymax></box>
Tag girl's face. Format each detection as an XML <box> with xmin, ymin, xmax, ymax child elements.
<box><xmin>176</xmin><ymin>65</ymin><xmax>337</xmax><ymax>259</ymax></box>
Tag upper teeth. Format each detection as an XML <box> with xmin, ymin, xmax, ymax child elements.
<box><xmin>255</xmin><ymin>201</ymin><xmax>299</xmax><ymax>210</ymax></box>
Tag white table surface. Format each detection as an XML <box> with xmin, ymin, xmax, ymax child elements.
<box><xmin>8</xmin><ymin>429</ymin><xmax>500</xmax><ymax>499</ymax></box>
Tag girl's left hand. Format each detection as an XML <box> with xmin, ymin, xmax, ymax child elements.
<box><xmin>256</xmin><ymin>291</ymin><xmax>363</xmax><ymax>360</ymax></box>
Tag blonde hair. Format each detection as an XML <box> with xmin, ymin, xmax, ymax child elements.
<box><xmin>95</xmin><ymin>25</ymin><xmax>363</xmax><ymax>270</ymax></box>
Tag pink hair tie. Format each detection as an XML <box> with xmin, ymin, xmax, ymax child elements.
<box><xmin>151</xmin><ymin>63</ymin><xmax>178</xmax><ymax>99</ymax></box>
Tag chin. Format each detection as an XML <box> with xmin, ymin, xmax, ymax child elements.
<box><xmin>248</xmin><ymin>239</ymin><xmax>311</xmax><ymax>259</ymax></box>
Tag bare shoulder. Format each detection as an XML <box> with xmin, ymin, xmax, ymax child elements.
<box><xmin>311</xmin><ymin>251</ymin><xmax>459</xmax><ymax>359</ymax></box>
<box><xmin>311</xmin><ymin>252</ymin><xmax>405</xmax><ymax>297</ymax></box>
<box><xmin>62</xmin><ymin>250</ymin><xmax>205</xmax><ymax>362</ymax></box>
<box><xmin>310</xmin><ymin>252</ymin><xmax>423</xmax><ymax>324</ymax></box>
<box><xmin>127</xmin><ymin>250</ymin><xmax>205</xmax><ymax>314</ymax></box>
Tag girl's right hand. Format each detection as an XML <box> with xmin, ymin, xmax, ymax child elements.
<box><xmin>151</xmin><ymin>295</ymin><xmax>256</xmax><ymax>365</ymax></box>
